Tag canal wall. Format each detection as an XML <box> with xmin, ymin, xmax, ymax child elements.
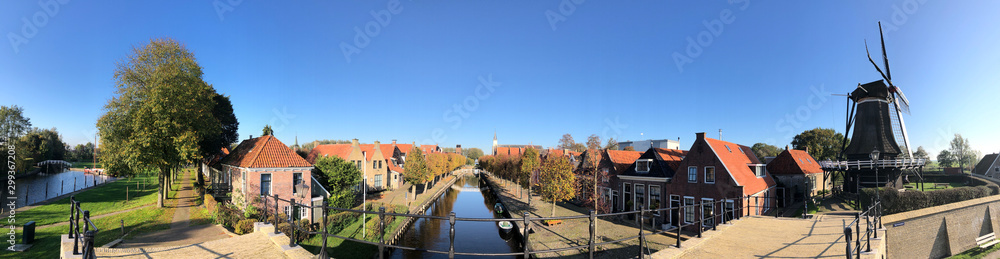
<box><xmin>479</xmin><ymin>170</ymin><xmax>532</xmax><ymax>256</ymax></box>
<box><xmin>385</xmin><ymin>170</ymin><xmax>464</xmax><ymax>247</ymax></box>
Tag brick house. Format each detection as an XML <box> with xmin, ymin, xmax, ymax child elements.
<box><xmin>575</xmin><ymin>149</ymin><xmax>643</xmax><ymax>212</ymax></box>
<box><xmin>221</xmin><ymin>135</ymin><xmax>325</xmax><ymax>222</ymax></box>
<box><xmin>306</xmin><ymin>139</ymin><xmax>405</xmax><ymax>191</ymax></box>
<box><xmin>665</xmin><ymin>132</ymin><xmax>776</xmax><ymax>230</ymax></box>
<box><xmin>617</xmin><ymin>147</ymin><xmax>688</xmax><ymax>226</ymax></box>
<box><xmin>974</xmin><ymin>152</ymin><xmax>1000</xmax><ymax>178</ymax></box>
<box><xmin>767</xmin><ymin>146</ymin><xmax>829</xmax><ymax>197</ymax></box>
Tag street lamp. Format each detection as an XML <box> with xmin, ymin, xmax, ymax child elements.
<box><xmin>870</xmin><ymin>149</ymin><xmax>881</xmax><ymax>206</ymax></box>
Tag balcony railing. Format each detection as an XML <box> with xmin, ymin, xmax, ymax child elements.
<box><xmin>819</xmin><ymin>158</ymin><xmax>926</xmax><ymax>170</ymax></box>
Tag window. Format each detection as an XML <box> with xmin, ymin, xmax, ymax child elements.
<box><xmin>684</xmin><ymin>197</ymin><xmax>695</xmax><ymax>223</ymax></box>
<box><xmin>724</xmin><ymin>200</ymin><xmax>735</xmax><ymax>222</ymax></box>
<box><xmin>260</xmin><ymin>174</ymin><xmax>271</xmax><ymax>196</ymax></box>
<box><xmin>650</xmin><ymin>186</ymin><xmax>661</xmax><ymax>215</ymax></box>
<box><xmin>702</xmin><ymin>198</ymin><xmax>715</xmax><ymax>227</ymax></box>
<box><xmin>704</xmin><ymin>167</ymin><xmax>715</xmax><ymax>184</ymax></box>
<box><xmin>602</xmin><ymin>169</ymin><xmax>610</xmax><ymax>183</ymax></box>
<box><xmin>637</xmin><ymin>160</ymin><xmax>651</xmax><ymax>172</ymax></box>
<box><xmin>300</xmin><ymin>207</ymin><xmax>309</xmax><ymax>220</ymax></box>
<box><xmin>293</xmin><ymin>173</ymin><xmax>302</xmax><ymax>194</ymax></box>
<box><xmin>725</xmin><ymin>145</ymin><xmax>732</xmax><ymax>152</ymax></box>
<box><xmin>624</xmin><ymin>183</ymin><xmax>633</xmax><ymax>211</ymax></box>
<box><xmin>374</xmin><ymin>174</ymin><xmax>383</xmax><ymax>188</ymax></box>
<box><xmin>635</xmin><ymin>184</ymin><xmax>645</xmax><ymax>210</ymax></box>
<box><xmin>688</xmin><ymin>166</ymin><xmax>697</xmax><ymax>183</ymax></box>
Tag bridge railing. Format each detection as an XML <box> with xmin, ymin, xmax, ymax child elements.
<box><xmin>256</xmin><ymin>187</ymin><xmax>787</xmax><ymax>259</ymax></box>
<box><xmin>67</xmin><ymin>195</ymin><xmax>99</xmax><ymax>259</ymax></box>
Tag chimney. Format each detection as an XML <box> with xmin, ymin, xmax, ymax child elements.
<box><xmin>786</xmin><ymin>145</ymin><xmax>790</xmax><ymax>151</ymax></box>
<box><xmin>696</xmin><ymin>132</ymin><xmax>706</xmax><ymax>141</ymax></box>
<box><xmin>456</xmin><ymin>144</ymin><xmax>462</xmax><ymax>154</ymax></box>
<box><xmin>805</xmin><ymin>146</ymin><xmax>809</xmax><ymax>154</ymax></box>
<box><xmin>392</xmin><ymin>139</ymin><xmax>397</xmax><ymax>145</ymax></box>
<box><xmin>719</xmin><ymin>129</ymin><xmax>723</xmax><ymax>140</ymax></box>
<box><xmin>249</xmin><ymin>135</ymin><xmax>253</xmax><ymax>139</ymax></box>
<box><xmin>352</xmin><ymin>139</ymin><xmax>359</xmax><ymax>147</ymax></box>
<box><xmin>374</xmin><ymin>141</ymin><xmax>382</xmax><ymax>153</ymax></box>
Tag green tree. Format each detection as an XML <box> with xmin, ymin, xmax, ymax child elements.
<box><xmin>751</xmin><ymin>143</ymin><xmax>782</xmax><ymax>160</ymax></box>
<box><xmin>791</xmin><ymin>128</ymin><xmax>847</xmax><ymax>161</ymax></box>
<box><xmin>463</xmin><ymin>147</ymin><xmax>484</xmax><ymax>162</ymax></box>
<box><xmin>404</xmin><ymin>147</ymin><xmax>430</xmax><ymax>199</ymax></box>
<box><xmin>623</xmin><ymin>146</ymin><xmax>635</xmax><ymax>151</ymax></box>
<box><xmin>912</xmin><ymin>146</ymin><xmax>930</xmax><ymax>160</ymax></box>
<box><xmin>519</xmin><ymin>147</ymin><xmax>539</xmax><ymax>200</ymax></box>
<box><xmin>604</xmin><ymin>137</ymin><xmax>619</xmax><ymax>150</ymax></box>
<box><xmin>558</xmin><ymin>134</ymin><xmax>575</xmax><ymax>150</ymax></box>
<box><xmin>585</xmin><ymin>134</ymin><xmax>601</xmax><ymax>150</ymax></box>
<box><xmin>538</xmin><ymin>155</ymin><xmax>575</xmax><ymax>217</ymax></box>
<box><xmin>262</xmin><ymin>125</ymin><xmax>273</xmax><ymax>136</ymax></box>
<box><xmin>0</xmin><ymin>105</ymin><xmax>32</xmax><ymax>139</ymax></box>
<box><xmin>202</xmin><ymin>92</ymin><xmax>239</xmax><ymax>157</ymax></box>
<box><xmin>97</xmin><ymin>38</ymin><xmax>221</xmax><ymax>208</ymax></box>
<box><xmin>937</xmin><ymin>150</ymin><xmax>955</xmax><ymax>167</ymax></box>
<box><xmin>571</xmin><ymin>143</ymin><xmax>587</xmax><ymax>153</ymax></box>
<box><xmin>946</xmin><ymin>134</ymin><xmax>979</xmax><ymax>172</ymax></box>
<box><xmin>313</xmin><ymin>155</ymin><xmax>361</xmax><ymax>209</ymax></box>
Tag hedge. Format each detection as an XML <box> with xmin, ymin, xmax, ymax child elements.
<box><xmin>861</xmin><ymin>185</ymin><xmax>995</xmax><ymax>215</ymax></box>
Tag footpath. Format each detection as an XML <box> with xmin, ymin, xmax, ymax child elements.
<box><xmin>117</xmin><ymin>171</ymin><xmax>230</xmax><ymax>248</ymax></box>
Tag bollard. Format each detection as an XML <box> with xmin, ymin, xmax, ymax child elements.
<box><xmin>589</xmin><ymin>210</ymin><xmax>596</xmax><ymax>258</ymax></box>
<box><xmin>449</xmin><ymin>212</ymin><xmax>456</xmax><ymax>259</ymax></box>
<box><xmin>121</xmin><ymin>219</ymin><xmax>125</xmax><ymax>237</ymax></box>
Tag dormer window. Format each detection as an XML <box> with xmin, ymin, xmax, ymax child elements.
<box><xmin>748</xmin><ymin>164</ymin><xmax>766</xmax><ymax>177</ymax></box>
<box><xmin>636</xmin><ymin>159</ymin><xmax>652</xmax><ymax>173</ymax></box>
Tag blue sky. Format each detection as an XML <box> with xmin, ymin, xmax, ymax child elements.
<box><xmin>2</xmin><ymin>1</ymin><xmax>998</xmax><ymax>158</ymax></box>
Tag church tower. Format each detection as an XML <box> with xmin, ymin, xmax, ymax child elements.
<box><xmin>492</xmin><ymin>131</ymin><xmax>498</xmax><ymax>155</ymax></box>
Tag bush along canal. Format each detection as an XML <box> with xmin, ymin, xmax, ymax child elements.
<box><xmin>389</xmin><ymin>173</ymin><xmax>522</xmax><ymax>258</ymax></box>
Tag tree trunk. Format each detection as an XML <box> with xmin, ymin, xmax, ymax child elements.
<box><xmin>551</xmin><ymin>199</ymin><xmax>556</xmax><ymax>217</ymax></box>
<box><xmin>157</xmin><ymin>170</ymin><xmax>164</xmax><ymax>208</ymax></box>
<box><xmin>410</xmin><ymin>185</ymin><xmax>416</xmax><ymax>200</ymax></box>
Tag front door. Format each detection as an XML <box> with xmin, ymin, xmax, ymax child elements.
<box><xmin>670</xmin><ymin>195</ymin><xmax>680</xmax><ymax>226</ymax></box>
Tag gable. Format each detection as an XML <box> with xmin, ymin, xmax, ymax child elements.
<box><xmin>702</xmin><ymin>137</ymin><xmax>776</xmax><ymax>195</ymax></box>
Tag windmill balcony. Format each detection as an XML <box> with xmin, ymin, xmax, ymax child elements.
<box><xmin>819</xmin><ymin>158</ymin><xmax>926</xmax><ymax>170</ymax></box>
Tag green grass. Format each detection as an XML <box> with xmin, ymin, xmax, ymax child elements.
<box><xmin>0</xmin><ymin>204</ymin><xmax>174</xmax><ymax>259</ymax></box>
<box><xmin>300</xmin><ymin>213</ymin><xmax>406</xmax><ymax>258</ymax></box>
<box><xmin>904</xmin><ymin>182</ymin><xmax>965</xmax><ymax>191</ymax></box>
<box><xmin>948</xmin><ymin>243</ymin><xmax>1000</xmax><ymax>259</ymax></box>
<box><xmin>18</xmin><ymin>172</ymin><xmax>161</xmax><ymax>226</ymax></box>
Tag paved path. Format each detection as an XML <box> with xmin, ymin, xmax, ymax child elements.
<box><xmin>655</xmin><ymin>214</ymin><xmax>854</xmax><ymax>259</ymax></box>
<box><xmin>118</xmin><ymin>170</ymin><xmax>230</xmax><ymax>248</ymax></box>
<box><xmin>96</xmin><ymin>231</ymin><xmax>289</xmax><ymax>258</ymax></box>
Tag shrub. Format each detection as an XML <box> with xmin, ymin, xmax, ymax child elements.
<box><xmin>862</xmin><ymin>185</ymin><xmax>995</xmax><ymax>215</ymax></box>
<box><xmin>364</xmin><ymin>217</ymin><xmax>381</xmax><ymax>240</ymax></box>
<box><xmin>235</xmin><ymin>219</ymin><xmax>255</xmax><ymax>235</ymax></box>
<box><xmin>214</xmin><ymin>204</ymin><xmax>242</xmax><ymax>228</ymax></box>
<box><xmin>326</xmin><ymin>211</ymin><xmax>359</xmax><ymax>234</ymax></box>
<box><xmin>276</xmin><ymin>221</ymin><xmax>309</xmax><ymax>243</ymax></box>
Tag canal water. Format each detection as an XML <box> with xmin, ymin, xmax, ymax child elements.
<box><xmin>390</xmin><ymin>174</ymin><xmax>520</xmax><ymax>259</ymax></box>
<box><xmin>9</xmin><ymin>169</ymin><xmax>115</xmax><ymax>207</ymax></box>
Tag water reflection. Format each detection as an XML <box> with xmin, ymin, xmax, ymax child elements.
<box><xmin>7</xmin><ymin>170</ymin><xmax>115</xmax><ymax>207</ymax></box>
<box><xmin>390</xmin><ymin>175</ymin><xmax>520</xmax><ymax>259</ymax></box>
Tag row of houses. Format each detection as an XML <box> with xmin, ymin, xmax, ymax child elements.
<box><xmin>205</xmin><ymin>135</ymin><xmax>454</xmax><ymax>224</ymax></box>
<box><xmin>571</xmin><ymin>132</ymin><xmax>828</xmax><ymax>231</ymax></box>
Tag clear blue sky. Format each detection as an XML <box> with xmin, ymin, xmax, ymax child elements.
<box><xmin>3</xmin><ymin>1</ymin><xmax>998</xmax><ymax>158</ymax></box>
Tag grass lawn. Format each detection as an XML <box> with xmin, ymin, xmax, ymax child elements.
<box><xmin>18</xmin><ymin>172</ymin><xmax>161</xmax><ymax>226</ymax></box>
<box><xmin>1</xmin><ymin>202</ymin><xmax>174</xmax><ymax>259</ymax></box>
<box><xmin>905</xmin><ymin>182</ymin><xmax>965</xmax><ymax>191</ymax></box>
<box><xmin>70</xmin><ymin>161</ymin><xmax>103</xmax><ymax>169</ymax></box>
<box><xmin>300</xmin><ymin>213</ymin><xmax>405</xmax><ymax>258</ymax></box>
<box><xmin>948</xmin><ymin>243</ymin><xmax>1000</xmax><ymax>259</ymax></box>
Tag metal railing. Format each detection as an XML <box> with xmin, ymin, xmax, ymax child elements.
<box><xmin>68</xmin><ymin>195</ymin><xmax>99</xmax><ymax>259</ymax></box>
<box><xmin>819</xmin><ymin>158</ymin><xmax>926</xmax><ymax>170</ymax></box>
<box><xmin>843</xmin><ymin>200</ymin><xmax>882</xmax><ymax>259</ymax></box>
<box><xmin>251</xmin><ymin>189</ymin><xmax>784</xmax><ymax>259</ymax></box>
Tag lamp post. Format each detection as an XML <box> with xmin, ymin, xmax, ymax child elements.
<box><xmin>870</xmin><ymin>149</ymin><xmax>881</xmax><ymax>206</ymax></box>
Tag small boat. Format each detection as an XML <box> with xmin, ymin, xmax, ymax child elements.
<box><xmin>498</xmin><ymin>221</ymin><xmax>513</xmax><ymax>232</ymax></box>
<box><xmin>494</xmin><ymin>203</ymin><xmax>504</xmax><ymax>214</ymax></box>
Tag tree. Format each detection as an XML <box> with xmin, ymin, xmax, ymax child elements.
<box><xmin>604</xmin><ymin>137</ymin><xmax>619</xmax><ymax>150</ymax></box>
<box><xmin>0</xmin><ymin>105</ymin><xmax>31</xmax><ymax>139</ymax></box>
<box><xmin>577</xmin><ymin>149</ymin><xmax>609</xmax><ymax>213</ymax></box>
<box><xmin>791</xmin><ymin>128</ymin><xmax>847</xmax><ymax>161</ymax></box>
<box><xmin>751</xmin><ymin>143</ymin><xmax>782</xmax><ymax>161</ymax></box>
<box><xmin>520</xmin><ymin>147</ymin><xmax>540</xmax><ymax>200</ymax></box>
<box><xmin>262</xmin><ymin>125</ymin><xmax>273</xmax><ymax>136</ymax></box>
<box><xmin>623</xmin><ymin>146</ymin><xmax>635</xmax><ymax>151</ymax></box>
<box><xmin>913</xmin><ymin>146</ymin><xmax>930</xmax><ymax>160</ymax></box>
<box><xmin>586</xmin><ymin>134</ymin><xmax>601</xmax><ymax>150</ymax></box>
<box><xmin>558</xmin><ymin>134</ymin><xmax>575</xmax><ymax>150</ymax></box>
<box><xmin>571</xmin><ymin>143</ymin><xmax>587</xmax><ymax>153</ymax></box>
<box><xmin>945</xmin><ymin>134</ymin><xmax>979</xmax><ymax>172</ymax></box>
<box><xmin>313</xmin><ymin>155</ymin><xmax>361</xmax><ymax>209</ymax></box>
<box><xmin>97</xmin><ymin>38</ymin><xmax>222</xmax><ymax>208</ymax></box>
<box><xmin>463</xmin><ymin>148</ymin><xmax>484</xmax><ymax>162</ymax></box>
<box><xmin>15</xmin><ymin>128</ymin><xmax>67</xmax><ymax>172</ymax></box>
<box><xmin>403</xmin><ymin>147</ymin><xmax>431</xmax><ymax>199</ymax></box>
<box><xmin>538</xmin><ymin>155</ymin><xmax>575</xmax><ymax>217</ymax></box>
<box><xmin>203</xmin><ymin>92</ymin><xmax>239</xmax><ymax>157</ymax></box>
<box><xmin>937</xmin><ymin>150</ymin><xmax>955</xmax><ymax>167</ymax></box>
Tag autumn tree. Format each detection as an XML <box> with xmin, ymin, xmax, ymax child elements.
<box><xmin>791</xmin><ymin>128</ymin><xmax>847</xmax><ymax>161</ymax></box>
<box><xmin>751</xmin><ymin>143</ymin><xmax>782</xmax><ymax>161</ymax></box>
<box><xmin>558</xmin><ymin>134</ymin><xmax>575</xmax><ymax>150</ymax></box>
<box><xmin>404</xmin><ymin>147</ymin><xmax>431</xmax><ymax>199</ymax></box>
<box><xmin>519</xmin><ymin>147</ymin><xmax>540</xmax><ymax>200</ymax></box>
<box><xmin>313</xmin><ymin>155</ymin><xmax>361</xmax><ymax>209</ymax></box>
<box><xmin>623</xmin><ymin>146</ymin><xmax>635</xmax><ymax>151</ymax></box>
<box><xmin>538</xmin><ymin>155</ymin><xmax>575</xmax><ymax>217</ymax></box>
<box><xmin>586</xmin><ymin>134</ymin><xmax>601</xmax><ymax>150</ymax></box>
<box><xmin>604</xmin><ymin>137</ymin><xmax>619</xmax><ymax>150</ymax></box>
<box><xmin>576</xmin><ymin>149</ymin><xmax>609</xmax><ymax>213</ymax></box>
<box><xmin>97</xmin><ymin>38</ymin><xmax>222</xmax><ymax>208</ymax></box>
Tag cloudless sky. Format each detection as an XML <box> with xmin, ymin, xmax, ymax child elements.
<box><xmin>3</xmin><ymin>1</ymin><xmax>998</xmax><ymax>158</ymax></box>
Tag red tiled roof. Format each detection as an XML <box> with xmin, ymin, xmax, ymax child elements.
<box><xmin>395</xmin><ymin>144</ymin><xmax>414</xmax><ymax>154</ymax></box>
<box><xmin>222</xmin><ymin>136</ymin><xmax>312</xmax><ymax>168</ymax></box>
<box><xmin>496</xmin><ymin>147</ymin><xmax>525</xmax><ymax>157</ymax></box>
<box><xmin>652</xmin><ymin>148</ymin><xmax>688</xmax><ymax>171</ymax></box>
<box><xmin>704</xmin><ymin>137</ymin><xmax>775</xmax><ymax>196</ymax></box>
<box><xmin>547</xmin><ymin>149</ymin><xmax>565</xmax><ymax>157</ymax></box>
<box><xmin>606</xmin><ymin>149</ymin><xmax>643</xmax><ymax>175</ymax></box>
<box><xmin>306</xmin><ymin>144</ymin><xmax>353</xmax><ymax>164</ymax></box>
<box><xmin>767</xmin><ymin>149</ymin><xmax>823</xmax><ymax>175</ymax></box>
<box><xmin>420</xmin><ymin>145</ymin><xmax>439</xmax><ymax>153</ymax></box>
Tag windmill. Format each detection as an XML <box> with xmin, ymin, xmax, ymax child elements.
<box><xmin>826</xmin><ymin>22</ymin><xmax>924</xmax><ymax>192</ymax></box>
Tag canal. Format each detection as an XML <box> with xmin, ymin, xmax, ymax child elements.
<box><xmin>390</xmin><ymin>174</ymin><xmax>520</xmax><ymax>259</ymax></box>
<box><xmin>9</xmin><ymin>169</ymin><xmax>115</xmax><ymax>207</ymax></box>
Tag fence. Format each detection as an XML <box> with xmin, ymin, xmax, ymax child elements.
<box><xmin>843</xmin><ymin>200</ymin><xmax>883</xmax><ymax>259</ymax></box>
<box><xmin>67</xmin><ymin>195</ymin><xmax>99</xmax><ymax>259</ymax></box>
<box><xmin>252</xmin><ymin>189</ymin><xmax>786</xmax><ymax>259</ymax></box>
